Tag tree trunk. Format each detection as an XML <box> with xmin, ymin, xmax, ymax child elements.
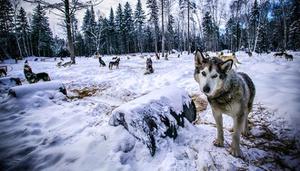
<box><xmin>154</xmin><ymin>25</ymin><xmax>158</xmax><ymax>58</ymax></box>
<box><xmin>15</xmin><ymin>35</ymin><xmax>22</xmax><ymax>58</ymax></box>
<box><xmin>161</xmin><ymin>0</ymin><xmax>166</xmax><ymax>59</ymax></box>
<box><xmin>187</xmin><ymin>0</ymin><xmax>190</xmax><ymax>54</ymax></box>
<box><xmin>281</xmin><ymin>1</ymin><xmax>287</xmax><ymax>50</ymax></box>
<box><xmin>64</xmin><ymin>0</ymin><xmax>76</xmax><ymax>63</ymax></box>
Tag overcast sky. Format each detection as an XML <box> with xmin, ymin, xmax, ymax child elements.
<box><xmin>22</xmin><ymin>0</ymin><xmax>147</xmax><ymax>37</ymax></box>
<box><xmin>22</xmin><ymin>0</ymin><xmax>231</xmax><ymax>39</ymax></box>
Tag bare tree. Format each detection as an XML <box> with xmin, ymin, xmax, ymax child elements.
<box><xmin>25</xmin><ymin>0</ymin><xmax>102</xmax><ymax>63</ymax></box>
<box><xmin>161</xmin><ymin>0</ymin><xmax>166</xmax><ymax>59</ymax></box>
<box><xmin>11</xmin><ymin>0</ymin><xmax>23</xmax><ymax>59</ymax></box>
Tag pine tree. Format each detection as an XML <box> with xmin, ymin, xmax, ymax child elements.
<box><xmin>115</xmin><ymin>4</ymin><xmax>124</xmax><ymax>54</ymax></box>
<box><xmin>256</xmin><ymin>21</ymin><xmax>269</xmax><ymax>53</ymax></box>
<box><xmin>202</xmin><ymin>12</ymin><xmax>214</xmax><ymax>51</ymax></box>
<box><xmin>144</xmin><ymin>25</ymin><xmax>154</xmax><ymax>52</ymax></box>
<box><xmin>101</xmin><ymin>17</ymin><xmax>110</xmax><ymax>54</ymax></box>
<box><xmin>134</xmin><ymin>0</ymin><xmax>146</xmax><ymax>53</ymax></box>
<box><xmin>82</xmin><ymin>6</ymin><xmax>97</xmax><ymax>56</ymax></box>
<box><xmin>287</xmin><ymin>0</ymin><xmax>300</xmax><ymax>50</ymax></box>
<box><xmin>123</xmin><ymin>2</ymin><xmax>134</xmax><ymax>53</ymax></box>
<box><xmin>74</xmin><ymin>33</ymin><xmax>85</xmax><ymax>56</ymax></box>
<box><xmin>166</xmin><ymin>14</ymin><xmax>175</xmax><ymax>52</ymax></box>
<box><xmin>147</xmin><ymin>0</ymin><xmax>159</xmax><ymax>55</ymax></box>
<box><xmin>0</xmin><ymin>0</ymin><xmax>14</xmax><ymax>59</ymax></box>
<box><xmin>31</xmin><ymin>3</ymin><xmax>53</xmax><ymax>57</ymax></box>
<box><xmin>16</xmin><ymin>7</ymin><xmax>30</xmax><ymax>57</ymax></box>
<box><xmin>249</xmin><ymin>0</ymin><xmax>259</xmax><ymax>51</ymax></box>
<box><xmin>108</xmin><ymin>8</ymin><xmax>116</xmax><ymax>54</ymax></box>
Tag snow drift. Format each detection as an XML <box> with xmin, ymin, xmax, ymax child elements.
<box><xmin>109</xmin><ymin>85</ymin><xmax>196</xmax><ymax>156</ymax></box>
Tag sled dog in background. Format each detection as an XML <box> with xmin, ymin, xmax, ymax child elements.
<box><xmin>218</xmin><ymin>52</ymin><xmax>241</xmax><ymax>68</ymax></box>
<box><xmin>24</xmin><ymin>60</ymin><xmax>51</xmax><ymax>83</ymax></box>
<box><xmin>109</xmin><ymin>57</ymin><xmax>120</xmax><ymax>70</ymax></box>
<box><xmin>144</xmin><ymin>58</ymin><xmax>154</xmax><ymax>75</ymax></box>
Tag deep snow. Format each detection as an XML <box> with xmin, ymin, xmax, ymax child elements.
<box><xmin>0</xmin><ymin>52</ymin><xmax>299</xmax><ymax>170</ymax></box>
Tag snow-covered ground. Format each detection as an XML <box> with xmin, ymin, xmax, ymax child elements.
<box><xmin>0</xmin><ymin>52</ymin><xmax>299</xmax><ymax>170</ymax></box>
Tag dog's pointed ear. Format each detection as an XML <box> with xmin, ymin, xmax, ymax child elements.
<box><xmin>195</xmin><ymin>49</ymin><xmax>206</xmax><ymax>67</ymax></box>
<box><xmin>221</xmin><ymin>59</ymin><xmax>233</xmax><ymax>73</ymax></box>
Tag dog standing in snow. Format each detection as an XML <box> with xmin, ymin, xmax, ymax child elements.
<box><xmin>98</xmin><ymin>56</ymin><xmax>106</xmax><ymax>67</ymax></box>
<box><xmin>0</xmin><ymin>66</ymin><xmax>7</xmax><ymax>77</ymax></box>
<box><xmin>218</xmin><ymin>52</ymin><xmax>242</xmax><ymax>68</ymax></box>
<box><xmin>24</xmin><ymin>60</ymin><xmax>51</xmax><ymax>84</ymax></box>
<box><xmin>109</xmin><ymin>57</ymin><xmax>120</xmax><ymax>70</ymax></box>
<box><xmin>194</xmin><ymin>50</ymin><xmax>255</xmax><ymax>157</ymax></box>
<box><xmin>144</xmin><ymin>58</ymin><xmax>154</xmax><ymax>75</ymax></box>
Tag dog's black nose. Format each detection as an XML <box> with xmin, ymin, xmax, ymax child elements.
<box><xmin>203</xmin><ymin>85</ymin><xmax>210</xmax><ymax>93</ymax></box>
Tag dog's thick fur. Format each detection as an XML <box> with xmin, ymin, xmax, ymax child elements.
<box><xmin>109</xmin><ymin>57</ymin><xmax>120</xmax><ymax>69</ymax></box>
<box><xmin>218</xmin><ymin>52</ymin><xmax>241</xmax><ymax>68</ymax></box>
<box><xmin>99</xmin><ymin>57</ymin><xmax>106</xmax><ymax>67</ymax></box>
<box><xmin>284</xmin><ymin>53</ymin><xmax>293</xmax><ymax>61</ymax></box>
<box><xmin>0</xmin><ymin>67</ymin><xmax>7</xmax><ymax>77</ymax></box>
<box><xmin>194</xmin><ymin>50</ymin><xmax>255</xmax><ymax>157</ymax></box>
<box><xmin>61</xmin><ymin>61</ymin><xmax>73</xmax><ymax>67</ymax></box>
<box><xmin>274</xmin><ymin>51</ymin><xmax>285</xmax><ymax>57</ymax></box>
<box><xmin>24</xmin><ymin>61</ymin><xmax>51</xmax><ymax>84</ymax></box>
<box><xmin>246</xmin><ymin>51</ymin><xmax>252</xmax><ymax>57</ymax></box>
<box><xmin>144</xmin><ymin>58</ymin><xmax>154</xmax><ymax>75</ymax></box>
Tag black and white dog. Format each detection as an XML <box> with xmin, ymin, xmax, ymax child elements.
<box><xmin>0</xmin><ymin>66</ymin><xmax>7</xmax><ymax>77</ymax></box>
<box><xmin>109</xmin><ymin>57</ymin><xmax>120</xmax><ymax>70</ymax></box>
<box><xmin>99</xmin><ymin>57</ymin><xmax>106</xmax><ymax>67</ymax></box>
<box><xmin>24</xmin><ymin>60</ymin><xmax>51</xmax><ymax>84</ymax></box>
<box><xmin>144</xmin><ymin>58</ymin><xmax>154</xmax><ymax>75</ymax></box>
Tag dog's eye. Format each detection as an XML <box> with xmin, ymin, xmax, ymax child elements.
<box><xmin>211</xmin><ymin>74</ymin><xmax>218</xmax><ymax>79</ymax></box>
<box><xmin>201</xmin><ymin>71</ymin><xmax>206</xmax><ymax>77</ymax></box>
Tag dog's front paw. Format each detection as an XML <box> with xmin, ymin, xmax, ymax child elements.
<box><xmin>213</xmin><ymin>139</ymin><xmax>224</xmax><ymax>147</ymax></box>
<box><xmin>229</xmin><ymin>147</ymin><xmax>242</xmax><ymax>157</ymax></box>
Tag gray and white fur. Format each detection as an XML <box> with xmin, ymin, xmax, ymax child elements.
<box><xmin>194</xmin><ymin>50</ymin><xmax>255</xmax><ymax>157</ymax></box>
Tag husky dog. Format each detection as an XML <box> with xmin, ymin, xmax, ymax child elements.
<box><xmin>144</xmin><ymin>58</ymin><xmax>154</xmax><ymax>75</ymax></box>
<box><xmin>24</xmin><ymin>61</ymin><xmax>51</xmax><ymax>84</ymax></box>
<box><xmin>57</xmin><ymin>61</ymin><xmax>62</xmax><ymax>67</ymax></box>
<box><xmin>109</xmin><ymin>57</ymin><xmax>120</xmax><ymax>70</ymax></box>
<box><xmin>99</xmin><ymin>57</ymin><xmax>106</xmax><ymax>67</ymax></box>
<box><xmin>0</xmin><ymin>66</ymin><xmax>7</xmax><ymax>77</ymax></box>
<box><xmin>194</xmin><ymin>50</ymin><xmax>255</xmax><ymax>157</ymax></box>
<box><xmin>284</xmin><ymin>53</ymin><xmax>293</xmax><ymax>61</ymax></box>
<box><xmin>218</xmin><ymin>52</ymin><xmax>241</xmax><ymax>68</ymax></box>
<box><xmin>246</xmin><ymin>51</ymin><xmax>252</xmax><ymax>57</ymax></box>
<box><xmin>61</xmin><ymin>61</ymin><xmax>72</xmax><ymax>67</ymax></box>
<box><xmin>274</xmin><ymin>51</ymin><xmax>285</xmax><ymax>57</ymax></box>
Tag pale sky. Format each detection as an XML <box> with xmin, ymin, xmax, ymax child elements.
<box><xmin>21</xmin><ymin>0</ymin><xmax>232</xmax><ymax>39</ymax></box>
<box><xmin>22</xmin><ymin>0</ymin><xmax>147</xmax><ymax>37</ymax></box>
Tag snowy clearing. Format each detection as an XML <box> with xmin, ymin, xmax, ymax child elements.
<box><xmin>0</xmin><ymin>52</ymin><xmax>299</xmax><ymax>170</ymax></box>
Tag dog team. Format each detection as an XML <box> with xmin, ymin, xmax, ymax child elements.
<box><xmin>1</xmin><ymin>50</ymin><xmax>297</xmax><ymax>159</ymax></box>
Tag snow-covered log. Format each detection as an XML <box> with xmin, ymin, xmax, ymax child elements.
<box><xmin>0</xmin><ymin>77</ymin><xmax>22</xmax><ymax>95</ymax></box>
<box><xmin>109</xmin><ymin>85</ymin><xmax>196</xmax><ymax>156</ymax></box>
<box><xmin>8</xmin><ymin>81</ymin><xmax>67</xmax><ymax>97</ymax></box>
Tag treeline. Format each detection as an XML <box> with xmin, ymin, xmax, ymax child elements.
<box><xmin>0</xmin><ymin>0</ymin><xmax>299</xmax><ymax>60</ymax></box>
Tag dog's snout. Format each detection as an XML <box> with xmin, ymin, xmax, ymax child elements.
<box><xmin>203</xmin><ymin>85</ymin><xmax>210</xmax><ymax>93</ymax></box>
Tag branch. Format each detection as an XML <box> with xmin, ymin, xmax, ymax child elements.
<box><xmin>24</xmin><ymin>0</ymin><xmax>65</xmax><ymax>13</ymax></box>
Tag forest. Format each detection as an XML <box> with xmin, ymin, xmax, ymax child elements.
<box><xmin>0</xmin><ymin>0</ymin><xmax>299</xmax><ymax>62</ymax></box>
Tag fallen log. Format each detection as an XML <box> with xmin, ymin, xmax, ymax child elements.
<box><xmin>109</xmin><ymin>85</ymin><xmax>196</xmax><ymax>156</ymax></box>
<box><xmin>8</xmin><ymin>81</ymin><xmax>67</xmax><ymax>97</ymax></box>
<box><xmin>0</xmin><ymin>77</ymin><xmax>22</xmax><ymax>94</ymax></box>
